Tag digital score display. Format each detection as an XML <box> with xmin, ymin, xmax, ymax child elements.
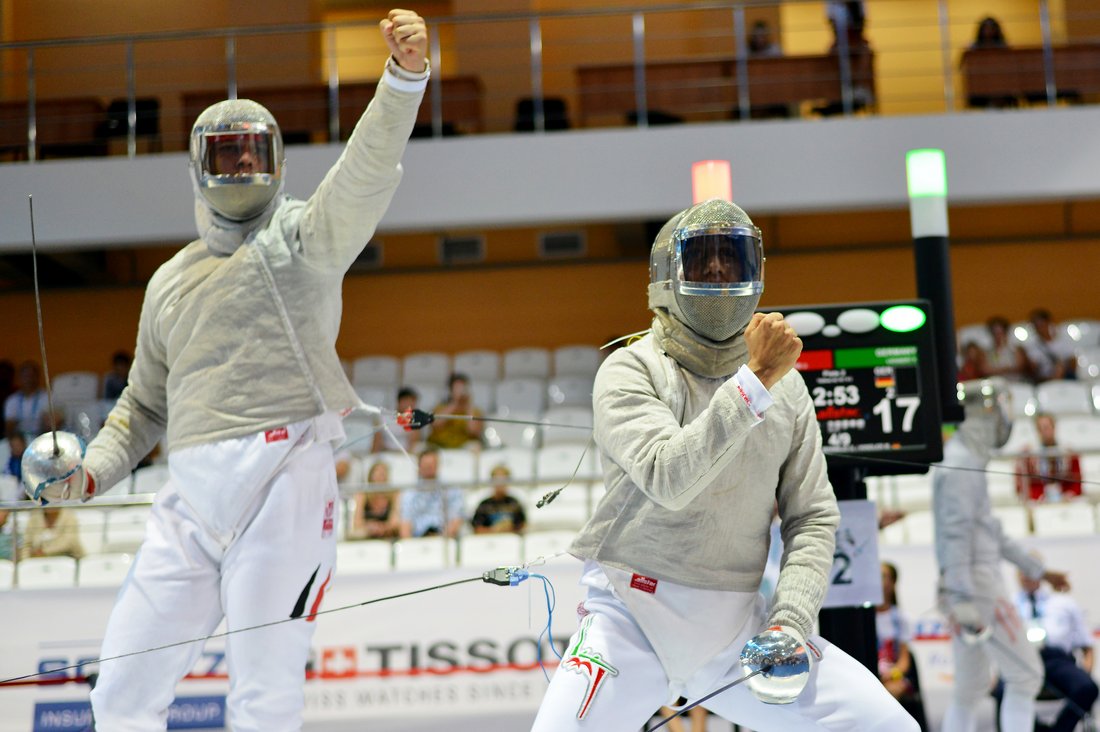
<box><xmin>775</xmin><ymin>301</ymin><xmax>944</xmax><ymax>475</ymax></box>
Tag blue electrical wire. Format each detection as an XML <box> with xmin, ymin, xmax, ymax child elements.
<box><xmin>528</xmin><ymin>572</ymin><xmax>562</xmax><ymax>681</ymax></box>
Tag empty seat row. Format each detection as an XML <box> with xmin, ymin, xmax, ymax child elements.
<box><xmin>957</xmin><ymin>318</ymin><xmax>1100</xmax><ymax>352</ymax></box>
<box><xmin>350</xmin><ymin>346</ymin><xmax>603</xmax><ymax>389</ymax></box>
<box><xmin>353</xmin><ymin>376</ymin><xmax>595</xmax><ymax>415</ymax></box>
<box><xmin>0</xmin><ymin>552</ymin><xmax>133</xmax><ymax>590</ymax></box>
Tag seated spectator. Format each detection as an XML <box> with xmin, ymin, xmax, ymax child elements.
<box><xmin>19</xmin><ymin>506</ymin><xmax>85</xmax><ymax>560</ymax></box>
<box><xmin>1015</xmin><ymin>413</ymin><xmax>1083</xmax><ymax>502</ymax></box>
<box><xmin>827</xmin><ymin>0</ymin><xmax>867</xmax><ymax>50</ymax></box>
<box><xmin>350</xmin><ymin>461</ymin><xmax>400</xmax><ymax>540</ymax></box>
<box><xmin>748</xmin><ymin>19</ymin><xmax>782</xmax><ymax>57</ymax></box>
<box><xmin>399</xmin><ymin>449</ymin><xmax>465</xmax><ymax>538</ymax></box>
<box><xmin>427</xmin><ymin>373</ymin><xmax>483</xmax><ymax>449</ymax></box>
<box><xmin>984</xmin><ymin>316</ymin><xmax>1028</xmax><ymax>380</ymax></box>
<box><xmin>1010</xmin><ymin>553</ymin><xmax>1098</xmax><ymax>732</ymax></box>
<box><xmin>0</xmin><ymin>360</ymin><xmax>15</xmax><ymax>432</ymax></box>
<box><xmin>4</xmin><ymin>432</ymin><xmax>26</xmax><ymax>482</ymax></box>
<box><xmin>956</xmin><ymin>341</ymin><xmax>987</xmax><ymax>382</ymax></box>
<box><xmin>372</xmin><ymin>386</ymin><xmax>422</xmax><ymax>454</ymax></box>
<box><xmin>1024</xmin><ymin>308</ymin><xmax>1077</xmax><ymax>382</ymax></box>
<box><xmin>0</xmin><ymin>510</ymin><xmax>12</xmax><ymax>560</ymax></box>
<box><xmin>102</xmin><ymin>350</ymin><xmax>132</xmax><ymax>401</ymax></box>
<box><xmin>877</xmin><ymin>562</ymin><xmax>928</xmax><ymax>729</ymax></box>
<box><xmin>3</xmin><ymin>361</ymin><xmax>48</xmax><ymax>438</ymax></box>
<box><xmin>471</xmin><ymin>465</ymin><xmax>526</xmax><ymax>534</ymax></box>
<box><xmin>971</xmin><ymin>16</ymin><xmax>1007</xmax><ymax>49</ymax></box>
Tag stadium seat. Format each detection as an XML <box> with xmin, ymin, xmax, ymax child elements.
<box><xmin>469</xmin><ymin>381</ymin><xmax>496</xmax><ymax>413</ymax></box>
<box><xmin>376</xmin><ymin>452</ymin><xmax>418</xmax><ymax>487</ymax></box>
<box><xmin>132</xmin><ymin>464</ymin><xmax>169</xmax><ymax>495</ymax></box>
<box><xmin>16</xmin><ymin>556</ymin><xmax>78</xmax><ymax>589</ymax></box>
<box><xmin>523</xmin><ymin>530</ymin><xmax>578</xmax><ymax>564</ymax></box>
<box><xmin>410</xmin><ymin>384</ymin><xmax>445</xmax><ymax>412</ymax></box>
<box><xmin>525</xmin><ymin>484</ymin><xmax>589</xmax><ymax>531</ymax></box>
<box><xmin>453</xmin><ymin>350</ymin><xmax>501</xmax><ymax>382</ymax></box>
<box><xmin>438</xmin><ymin>448</ymin><xmax>478</xmax><ymax>488</ymax></box>
<box><xmin>478</xmin><ymin>448</ymin><xmax>537</xmax><ymax>485</ymax></box>
<box><xmin>996</xmin><ymin>418</ymin><xmax>1039</xmax><ymax>457</ymax></box>
<box><xmin>547</xmin><ymin>376</ymin><xmax>594</xmax><ymax>408</ymax></box>
<box><xmin>458</xmin><ymin>533</ymin><xmax>522</xmax><ymax>568</ymax></box>
<box><xmin>77</xmin><ymin>552</ymin><xmax>134</xmax><ymax>587</ymax></box>
<box><xmin>351</xmin><ymin>355</ymin><xmax>400</xmax><ymax>388</ymax></box>
<box><xmin>536</xmin><ymin>444</ymin><xmax>599</xmax><ymax>483</ymax></box>
<box><xmin>1076</xmin><ymin>347</ymin><xmax>1100</xmax><ymax>380</ymax></box>
<box><xmin>503</xmin><ymin>348</ymin><xmax>551</xmax><ymax>379</ymax></box>
<box><xmin>956</xmin><ymin>323</ymin><xmax>993</xmax><ymax>351</ymax></box>
<box><xmin>51</xmin><ymin>371</ymin><xmax>99</xmax><ymax>402</ymax></box>
<box><xmin>986</xmin><ymin>458</ymin><xmax>1020</xmax><ymax>506</ymax></box>
<box><xmin>1036</xmin><ymin>381</ymin><xmax>1092</xmax><ymax>416</ymax></box>
<box><xmin>354</xmin><ymin>385</ymin><xmax>391</xmax><ymax>411</ymax></box>
<box><xmin>1053</xmin><ymin>415</ymin><xmax>1100</xmax><ymax>451</ymax></box>
<box><xmin>553</xmin><ymin>345</ymin><xmax>602</xmax><ymax>378</ymax></box>
<box><xmin>74</xmin><ymin>507</ymin><xmax>109</xmax><ymax>555</ymax></box>
<box><xmin>901</xmin><ymin>510</ymin><xmax>934</xmax><ymax>545</ymax></box>
<box><xmin>540</xmin><ymin>407</ymin><xmax>593</xmax><ymax>446</ymax></box>
<box><xmin>402</xmin><ymin>352</ymin><xmax>450</xmax><ymax>386</ymax></box>
<box><xmin>1031</xmin><ymin>502</ymin><xmax>1095</xmax><ymax>537</ymax></box>
<box><xmin>1061</xmin><ymin>318</ymin><xmax>1100</xmax><ymax>348</ymax></box>
<box><xmin>991</xmin><ymin>505</ymin><xmax>1030</xmax><ymax>539</ymax></box>
<box><xmin>892</xmin><ymin>473</ymin><xmax>933</xmax><ymax>512</ymax></box>
<box><xmin>0</xmin><ymin>559</ymin><xmax>12</xmax><ymax>589</ymax></box>
<box><xmin>1082</xmin><ymin>455</ymin><xmax>1100</xmax><ymax>502</ymax></box>
<box><xmin>495</xmin><ymin>378</ymin><xmax>547</xmax><ymax>415</ymax></box>
<box><xmin>0</xmin><ymin>473</ymin><xmax>20</xmax><ymax>503</ymax></box>
<box><xmin>336</xmin><ymin>540</ymin><xmax>393</xmax><ymax>574</ymax></box>
<box><xmin>392</xmin><ymin>537</ymin><xmax>456</xmax><ymax>571</ymax></box>
<box><xmin>483</xmin><ymin>411</ymin><xmax>541</xmax><ymax>450</ymax></box>
<box><xmin>103</xmin><ymin>506</ymin><xmax>151</xmax><ymax>554</ymax></box>
<box><xmin>1004</xmin><ymin>382</ymin><xmax>1038</xmax><ymax>418</ymax></box>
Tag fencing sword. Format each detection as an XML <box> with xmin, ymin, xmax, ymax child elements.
<box><xmin>645</xmin><ymin>665</ymin><xmax>772</xmax><ymax>731</ymax></box>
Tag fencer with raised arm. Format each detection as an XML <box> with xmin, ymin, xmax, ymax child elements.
<box><xmin>530</xmin><ymin>199</ymin><xmax>919</xmax><ymax>731</ymax></box>
<box><xmin>47</xmin><ymin>11</ymin><xmax>433</xmax><ymax>732</ymax></box>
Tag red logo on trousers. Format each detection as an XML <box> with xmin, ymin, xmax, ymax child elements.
<box><xmin>265</xmin><ymin>427</ymin><xmax>289</xmax><ymax>443</ymax></box>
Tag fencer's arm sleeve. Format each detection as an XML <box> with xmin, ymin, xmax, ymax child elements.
<box><xmin>932</xmin><ymin>465</ymin><xmax>981</xmax><ymax>603</ymax></box>
<box><xmin>296</xmin><ymin>64</ymin><xmax>427</xmax><ymax>273</ymax></box>
<box><xmin>84</xmin><ymin>284</ymin><xmax>169</xmax><ymax>492</ymax></box>
<box><xmin>997</xmin><ymin>521</ymin><xmax>1044</xmax><ymax>579</ymax></box>
<box><xmin>592</xmin><ymin>352</ymin><xmax>767</xmax><ymax>511</ymax></box>
<box><xmin>768</xmin><ymin>379</ymin><xmax>840</xmax><ymax>638</ymax></box>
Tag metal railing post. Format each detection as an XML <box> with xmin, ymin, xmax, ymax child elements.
<box><xmin>429</xmin><ymin>28</ymin><xmax>443</xmax><ymax>137</ymax></box>
<box><xmin>226</xmin><ymin>36</ymin><xmax>238</xmax><ymax>100</ymax></box>
<box><xmin>529</xmin><ymin>17</ymin><xmax>545</xmax><ymax>132</ymax></box>
<box><xmin>937</xmin><ymin>0</ymin><xmax>955</xmax><ymax>112</ymax></box>
<box><xmin>632</xmin><ymin>12</ymin><xmax>647</xmax><ymax>128</ymax></box>
<box><xmin>733</xmin><ymin>5</ymin><xmax>750</xmax><ymax>120</ymax></box>
<box><xmin>1039</xmin><ymin>0</ymin><xmax>1057</xmax><ymax>106</ymax></box>
<box><xmin>125</xmin><ymin>41</ymin><xmax>137</xmax><ymax>158</ymax></box>
<box><xmin>326</xmin><ymin>27</ymin><xmax>341</xmax><ymax>142</ymax></box>
<box><xmin>26</xmin><ymin>48</ymin><xmax>37</xmax><ymax>162</ymax></box>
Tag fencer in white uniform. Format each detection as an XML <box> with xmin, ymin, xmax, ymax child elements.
<box><xmin>531</xmin><ymin>199</ymin><xmax>919</xmax><ymax>731</ymax></box>
<box><xmin>62</xmin><ymin>12</ymin><xmax>430</xmax><ymax>732</ymax></box>
<box><xmin>934</xmin><ymin>378</ymin><xmax>1070</xmax><ymax>732</ymax></box>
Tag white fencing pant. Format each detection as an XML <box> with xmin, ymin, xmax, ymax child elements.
<box><xmin>531</xmin><ymin>583</ymin><xmax>919</xmax><ymax>732</ymax></box>
<box><xmin>90</xmin><ymin>440</ymin><xmax>338</xmax><ymax>732</ymax></box>
<box><xmin>942</xmin><ymin>588</ymin><xmax>1043</xmax><ymax>732</ymax></box>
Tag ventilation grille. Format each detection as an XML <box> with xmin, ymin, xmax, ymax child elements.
<box><xmin>538</xmin><ymin>231</ymin><xmax>585</xmax><ymax>258</ymax></box>
<box><xmin>439</xmin><ymin>235</ymin><xmax>485</xmax><ymax>264</ymax></box>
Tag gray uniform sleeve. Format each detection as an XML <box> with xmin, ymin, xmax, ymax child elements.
<box><xmin>84</xmin><ymin>279</ymin><xmax>169</xmax><ymax>492</ymax></box>
<box><xmin>592</xmin><ymin>350</ymin><xmax>768</xmax><ymax>512</ymax></box>
<box><xmin>295</xmin><ymin>69</ymin><xmax>425</xmax><ymax>273</ymax></box>
<box><xmin>932</xmin><ymin>464</ymin><xmax>981</xmax><ymax>603</ymax></box>
<box><xmin>768</xmin><ymin>375</ymin><xmax>840</xmax><ymax>638</ymax></box>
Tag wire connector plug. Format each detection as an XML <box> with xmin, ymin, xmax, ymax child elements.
<box><xmin>482</xmin><ymin>566</ymin><xmax>530</xmax><ymax>586</ymax></box>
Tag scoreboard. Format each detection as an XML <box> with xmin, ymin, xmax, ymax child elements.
<box><xmin>774</xmin><ymin>301</ymin><xmax>944</xmax><ymax>475</ymax></box>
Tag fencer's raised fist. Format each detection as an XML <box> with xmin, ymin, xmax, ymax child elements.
<box><xmin>381</xmin><ymin>9</ymin><xmax>428</xmax><ymax>73</ymax></box>
<box><xmin>746</xmin><ymin>312</ymin><xmax>802</xmax><ymax>390</ymax></box>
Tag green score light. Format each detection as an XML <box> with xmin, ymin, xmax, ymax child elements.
<box><xmin>880</xmin><ymin>305</ymin><xmax>927</xmax><ymax>333</ymax></box>
<box><xmin>905</xmin><ymin>149</ymin><xmax>947</xmax><ymax>198</ymax></box>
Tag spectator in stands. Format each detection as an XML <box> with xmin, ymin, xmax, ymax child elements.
<box><xmin>102</xmin><ymin>350</ymin><xmax>132</xmax><ymax>401</ymax></box>
<box><xmin>3</xmin><ymin>360</ymin><xmax>48</xmax><ymax>438</ymax></box>
<box><xmin>1015</xmin><ymin>413</ymin><xmax>1083</xmax><ymax>502</ymax></box>
<box><xmin>984</xmin><ymin>316</ymin><xmax>1028</xmax><ymax>380</ymax></box>
<box><xmin>877</xmin><ymin>562</ymin><xmax>928</xmax><ymax>729</ymax></box>
<box><xmin>956</xmin><ymin>341</ymin><xmax>987</xmax><ymax>382</ymax></box>
<box><xmin>748</xmin><ymin>19</ymin><xmax>782</xmax><ymax>58</ymax></box>
<box><xmin>827</xmin><ymin>0</ymin><xmax>867</xmax><ymax>50</ymax></box>
<box><xmin>1011</xmin><ymin>552</ymin><xmax>1097</xmax><ymax>732</ymax></box>
<box><xmin>471</xmin><ymin>465</ymin><xmax>526</xmax><ymax>534</ymax></box>
<box><xmin>971</xmin><ymin>16</ymin><xmax>1007</xmax><ymax>49</ymax></box>
<box><xmin>0</xmin><ymin>510</ymin><xmax>12</xmax><ymax>560</ymax></box>
<box><xmin>4</xmin><ymin>431</ymin><xmax>26</xmax><ymax>482</ymax></box>
<box><xmin>350</xmin><ymin>460</ymin><xmax>400</xmax><ymax>540</ymax></box>
<box><xmin>1024</xmin><ymin>309</ymin><xmax>1077</xmax><ymax>382</ymax></box>
<box><xmin>427</xmin><ymin>373</ymin><xmax>483</xmax><ymax>449</ymax></box>
<box><xmin>19</xmin><ymin>506</ymin><xmax>85</xmax><ymax>560</ymax></box>
<box><xmin>399</xmin><ymin>448</ymin><xmax>465</xmax><ymax>538</ymax></box>
<box><xmin>372</xmin><ymin>386</ymin><xmax>422</xmax><ymax>454</ymax></box>
<box><xmin>823</xmin><ymin>1</ymin><xmax>874</xmax><ymax>113</ymax></box>
<box><xmin>0</xmin><ymin>360</ymin><xmax>15</xmax><ymax>435</ymax></box>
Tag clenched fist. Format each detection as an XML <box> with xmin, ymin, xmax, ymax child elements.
<box><xmin>381</xmin><ymin>9</ymin><xmax>428</xmax><ymax>73</ymax></box>
<box><xmin>745</xmin><ymin>312</ymin><xmax>802</xmax><ymax>390</ymax></box>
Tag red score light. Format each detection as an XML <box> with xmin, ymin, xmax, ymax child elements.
<box><xmin>795</xmin><ymin>349</ymin><xmax>833</xmax><ymax>372</ymax></box>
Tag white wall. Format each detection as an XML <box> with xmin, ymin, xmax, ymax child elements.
<box><xmin>2</xmin><ymin>105</ymin><xmax>1100</xmax><ymax>252</ymax></box>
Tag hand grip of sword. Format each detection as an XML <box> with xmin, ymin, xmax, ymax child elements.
<box><xmin>739</xmin><ymin>626</ymin><xmax>812</xmax><ymax>704</ymax></box>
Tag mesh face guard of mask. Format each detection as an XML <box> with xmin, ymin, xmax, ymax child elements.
<box><xmin>190</xmin><ymin>99</ymin><xmax>283</xmax><ymax>221</ymax></box>
<box><xmin>648</xmin><ymin>199</ymin><xmax>766</xmax><ymax>341</ymax></box>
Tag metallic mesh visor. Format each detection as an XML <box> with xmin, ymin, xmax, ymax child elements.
<box><xmin>199</xmin><ymin>131</ymin><xmax>276</xmax><ymax>178</ymax></box>
<box><xmin>674</xmin><ymin>225</ymin><xmax>764</xmax><ymax>296</ymax></box>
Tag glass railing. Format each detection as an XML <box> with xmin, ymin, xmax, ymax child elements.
<box><xmin>0</xmin><ymin>0</ymin><xmax>1096</xmax><ymax>161</ymax></box>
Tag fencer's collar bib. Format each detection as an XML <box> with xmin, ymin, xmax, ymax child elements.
<box><xmin>194</xmin><ymin>196</ymin><xmax>279</xmax><ymax>256</ymax></box>
<box><xmin>652</xmin><ymin>310</ymin><xmax>749</xmax><ymax>379</ymax></box>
